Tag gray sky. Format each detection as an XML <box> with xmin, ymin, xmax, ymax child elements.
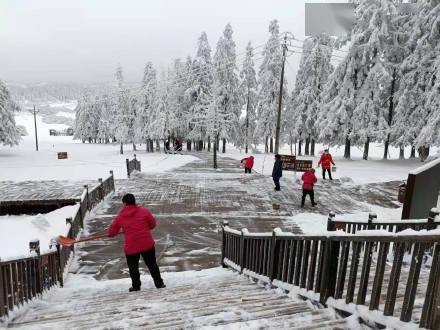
<box><xmin>0</xmin><ymin>0</ymin><xmax>337</xmax><ymax>84</ymax></box>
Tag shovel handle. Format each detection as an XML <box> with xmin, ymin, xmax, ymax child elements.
<box><xmin>74</xmin><ymin>233</ymin><xmax>109</xmax><ymax>244</ymax></box>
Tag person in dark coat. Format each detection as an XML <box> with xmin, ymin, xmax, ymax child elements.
<box><xmin>272</xmin><ymin>154</ymin><xmax>283</xmax><ymax>191</ymax></box>
<box><xmin>301</xmin><ymin>169</ymin><xmax>318</xmax><ymax>207</ymax></box>
<box><xmin>108</xmin><ymin>194</ymin><xmax>165</xmax><ymax>292</ymax></box>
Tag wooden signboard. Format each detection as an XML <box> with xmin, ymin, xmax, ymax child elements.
<box><xmin>57</xmin><ymin>152</ymin><xmax>68</xmax><ymax>160</ymax></box>
<box><xmin>294</xmin><ymin>159</ymin><xmax>313</xmax><ymax>172</ymax></box>
<box><xmin>279</xmin><ymin>155</ymin><xmax>296</xmax><ymax>171</ymax></box>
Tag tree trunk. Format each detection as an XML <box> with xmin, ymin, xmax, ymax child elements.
<box><xmin>156</xmin><ymin>139</ymin><xmax>160</xmax><ymax>151</ymax></box>
<box><xmin>213</xmin><ymin>134</ymin><xmax>218</xmax><ymax>169</ymax></box>
<box><xmin>187</xmin><ymin>140</ymin><xmax>192</xmax><ymax>151</ymax></box>
<box><xmin>399</xmin><ymin>147</ymin><xmax>405</xmax><ymax>159</ymax></box>
<box><xmin>384</xmin><ymin>68</ymin><xmax>397</xmax><ymax>160</ymax></box>
<box><xmin>418</xmin><ymin>146</ymin><xmax>430</xmax><ymax>162</ymax></box>
<box><xmin>298</xmin><ymin>140</ymin><xmax>302</xmax><ymax>156</ymax></box>
<box><xmin>305</xmin><ymin>137</ymin><xmax>310</xmax><ymax>156</ymax></box>
<box><xmin>265</xmin><ymin>136</ymin><xmax>268</xmax><ymax>153</ymax></box>
<box><xmin>344</xmin><ymin>136</ymin><xmax>351</xmax><ymax>159</ymax></box>
<box><xmin>150</xmin><ymin>139</ymin><xmax>154</xmax><ymax>153</ymax></box>
<box><xmin>363</xmin><ymin>137</ymin><xmax>370</xmax><ymax>160</ymax></box>
<box><xmin>133</xmin><ymin>143</ymin><xmax>136</xmax><ymax>151</ymax></box>
<box><xmin>410</xmin><ymin>146</ymin><xmax>416</xmax><ymax>158</ymax></box>
<box><xmin>208</xmin><ymin>136</ymin><xmax>211</xmax><ymax>152</ymax></box>
<box><xmin>216</xmin><ymin>138</ymin><xmax>220</xmax><ymax>151</ymax></box>
<box><xmin>120</xmin><ymin>142</ymin><xmax>124</xmax><ymax>155</ymax></box>
<box><xmin>290</xmin><ymin>142</ymin><xmax>293</xmax><ymax>155</ymax></box>
<box><xmin>146</xmin><ymin>140</ymin><xmax>150</xmax><ymax>152</ymax></box>
<box><xmin>311</xmin><ymin>139</ymin><xmax>315</xmax><ymax>156</ymax></box>
<box><xmin>222</xmin><ymin>138</ymin><xmax>226</xmax><ymax>153</ymax></box>
<box><xmin>269</xmin><ymin>137</ymin><xmax>274</xmax><ymax>153</ymax></box>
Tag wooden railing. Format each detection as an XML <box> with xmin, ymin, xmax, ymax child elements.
<box><xmin>0</xmin><ymin>171</ymin><xmax>115</xmax><ymax>318</ymax></box>
<box><xmin>327</xmin><ymin>209</ymin><xmax>440</xmax><ymax>233</ymax></box>
<box><xmin>126</xmin><ymin>154</ymin><xmax>141</xmax><ymax>178</ymax></box>
<box><xmin>222</xmin><ymin>224</ymin><xmax>440</xmax><ymax>329</ymax></box>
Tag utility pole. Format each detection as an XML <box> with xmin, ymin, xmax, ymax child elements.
<box><xmin>29</xmin><ymin>105</ymin><xmax>39</xmax><ymax>151</ymax></box>
<box><xmin>274</xmin><ymin>34</ymin><xmax>288</xmax><ymax>155</ymax></box>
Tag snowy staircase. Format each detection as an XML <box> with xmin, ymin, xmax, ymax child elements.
<box><xmin>6</xmin><ymin>268</ymin><xmax>350</xmax><ymax>329</ymax></box>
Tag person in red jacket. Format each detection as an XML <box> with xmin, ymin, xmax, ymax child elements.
<box><xmin>241</xmin><ymin>156</ymin><xmax>254</xmax><ymax>174</ymax></box>
<box><xmin>108</xmin><ymin>193</ymin><xmax>165</xmax><ymax>291</ymax></box>
<box><xmin>301</xmin><ymin>168</ymin><xmax>318</xmax><ymax>207</ymax></box>
<box><xmin>318</xmin><ymin>149</ymin><xmax>335</xmax><ymax>180</ymax></box>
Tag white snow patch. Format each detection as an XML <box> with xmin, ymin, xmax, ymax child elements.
<box><xmin>0</xmin><ymin>204</ymin><xmax>79</xmax><ymax>260</ymax></box>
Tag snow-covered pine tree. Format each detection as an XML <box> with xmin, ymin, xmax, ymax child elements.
<box><xmin>74</xmin><ymin>92</ymin><xmax>94</xmax><ymax>143</ymax></box>
<box><xmin>291</xmin><ymin>35</ymin><xmax>333</xmax><ymax>156</ymax></box>
<box><xmin>0</xmin><ymin>80</ymin><xmax>20</xmax><ymax>146</ymax></box>
<box><xmin>392</xmin><ymin>0</ymin><xmax>440</xmax><ymax>161</ymax></box>
<box><xmin>187</xmin><ymin>32</ymin><xmax>213</xmax><ymax>150</ymax></box>
<box><xmin>255</xmin><ymin>20</ymin><xmax>283</xmax><ymax>153</ymax></box>
<box><xmin>136</xmin><ymin>62</ymin><xmax>157</xmax><ymax>152</ymax></box>
<box><xmin>211</xmin><ymin>23</ymin><xmax>240</xmax><ymax>153</ymax></box>
<box><xmin>239</xmin><ymin>41</ymin><xmax>258</xmax><ymax>154</ymax></box>
<box><xmin>97</xmin><ymin>94</ymin><xmax>113</xmax><ymax>143</ymax></box>
<box><xmin>114</xmin><ymin>66</ymin><xmax>131</xmax><ymax>154</ymax></box>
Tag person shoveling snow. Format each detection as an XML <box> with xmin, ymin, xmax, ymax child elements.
<box><xmin>58</xmin><ymin>193</ymin><xmax>165</xmax><ymax>292</ymax></box>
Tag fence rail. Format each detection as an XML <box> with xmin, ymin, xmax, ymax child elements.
<box><xmin>327</xmin><ymin>209</ymin><xmax>440</xmax><ymax>234</ymax></box>
<box><xmin>222</xmin><ymin>222</ymin><xmax>440</xmax><ymax>329</ymax></box>
<box><xmin>0</xmin><ymin>171</ymin><xmax>115</xmax><ymax>318</ymax></box>
<box><xmin>126</xmin><ymin>155</ymin><xmax>141</xmax><ymax>178</ymax></box>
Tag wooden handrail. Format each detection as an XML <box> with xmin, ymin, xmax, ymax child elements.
<box><xmin>222</xmin><ymin>225</ymin><xmax>440</xmax><ymax>329</ymax></box>
<box><xmin>0</xmin><ymin>171</ymin><xmax>116</xmax><ymax>318</ymax></box>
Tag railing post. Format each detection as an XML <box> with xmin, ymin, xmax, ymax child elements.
<box><xmin>239</xmin><ymin>229</ymin><xmax>246</xmax><ymax>274</ymax></box>
<box><xmin>65</xmin><ymin>217</ymin><xmax>73</xmax><ymax>226</ymax></box>
<box><xmin>83</xmin><ymin>184</ymin><xmax>89</xmax><ymax>211</ymax></box>
<box><xmin>428</xmin><ymin>208</ymin><xmax>439</xmax><ymax>231</ymax></box>
<box><xmin>109</xmin><ymin>170</ymin><xmax>115</xmax><ymax>191</ymax></box>
<box><xmin>221</xmin><ymin>221</ymin><xmax>229</xmax><ymax>268</ymax></box>
<box><xmin>126</xmin><ymin>158</ymin><xmax>130</xmax><ymax>178</ymax></box>
<box><xmin>368</xmin><ymin>212</ymin><xmax>377</xmax><ymax>230</ymax></box>
<box><xmin>55</xmin><ymin>244</ymin><xmax>63</xmax><ymax>288</ymax></box>
<box><xmin>98</xmin><ymin>178</ymin><xmax>103</xmax><ymax>200</ymax></box>
<box><xmin>0</xmin><ymin>259</ymin><xmax>5</xmax><ymax>317</ymax></box>
<box><xmin>319</xmin><ymin>238</ymin><xmax>339</xmax><ymax>305</ymax></box>
<box><xmin>327</xmin><ymin>212</ymin><xmax>336</xmax><ymax>231</ymax></box>
<box><xmin>269</xmin><ymin>229</ymin><xmax>279</xmax><ymax>282</ymax></box>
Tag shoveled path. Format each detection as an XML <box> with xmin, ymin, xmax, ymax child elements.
<box><xmin>71</xmin><ymin>152</ymin><xmax>400</xmax><ymax>279</ymax></box>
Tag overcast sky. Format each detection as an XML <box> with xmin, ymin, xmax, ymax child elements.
<box><xmin>0</xmin><ymin>0</ymin><xmax>341</xmax><ymax>84</ymax></box>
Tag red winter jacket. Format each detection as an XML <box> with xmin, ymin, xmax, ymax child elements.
<box><xmin>108</xmin><ymin>205</ymin><xmax>156</xmax><ymax>255</ymax></box>
<box><xmin>318</xmin><ymin>153</ymin><xmax>335</xmax><ymax>170</ymax></box>
<box><xmin>241</xmin><ymin>157</ymin><xmax>254</xmax><ymax>169</ymax></box>
<box><xmin>302</xmin><ymin>171</ymin><xmax>318</xmax><ymax>190</ymax></box>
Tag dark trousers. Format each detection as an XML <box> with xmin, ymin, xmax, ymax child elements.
<box><xmin>273</xmin><ymin>177</ymin><xmax>280</xmax><ymax>191</ymax></box>
<box><xmin>322</xmin><ymin>168</ymin><xmax>332</xmax><ymax>180</ymax></box>
<box><xmin>126</xmin><ymin>246</ymin><xmax>164</xmax><ymax>289</ymax></box>
<box><xmin>301</xmin><ymin>189</ymin><xmax>315</xmax><ymax>206</ymax></box>
<box><xmin>245</xmin><ymin>167</ymin><xmax>252</xmax><ymax>174</ymax></box>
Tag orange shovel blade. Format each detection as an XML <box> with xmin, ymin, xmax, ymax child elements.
<box><xmin>57</xmin><ymin>236</ymin><xmax>76</xmax><ymax>247</ymax></box>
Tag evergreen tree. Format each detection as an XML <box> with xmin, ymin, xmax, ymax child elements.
<box><xmin>255</xmin><ymin>20</ymin><xmax>283</xmax><ymax>153</ymax></box>
<box><xmin>211</xmin><ymin>23</ymin><xmax>240</xmax><ymax>153</ymax></box>
<box><xmin>239</xmin><ymin>41</ymin><xmax>258</xmax><ymax>153</ymax></box>
<box><xmin>291</xmin><ymin>35</ymin><xmax>333</xmax><ymax>156</ymax></box>
<box><xmin>0</xmin><ymin>80</ymin><xmax>20</xmax><ymax>146</ymax></box>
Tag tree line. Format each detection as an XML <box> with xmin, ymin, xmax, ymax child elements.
<box><xmin>70</xmin><ymin>0</ymin><xmax>440</xmax><ymax>160</ymax></box>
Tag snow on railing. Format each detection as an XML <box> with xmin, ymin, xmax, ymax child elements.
<box><xmin>0</xmin><ymin>171</ymin><xmax>116</xmax><ymax>319</ymax></box>
<box><xmin>221</xmin><ymin>222</ymin><xmax>440</xmax><ymax>329</ymax></box>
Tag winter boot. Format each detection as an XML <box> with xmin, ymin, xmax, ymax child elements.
<box><xmin>129</xmin><ymin>287</ymin><xmax>140</xmax><ymax>292</ymax></box>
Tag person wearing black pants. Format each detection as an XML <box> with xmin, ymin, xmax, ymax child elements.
<box><xmin>272</xmin><ymin>154</ymin><xmax>283</xmax><ymax>191</ymax></box>
<box><xmin>245</xmin><ymin>167</ymin><xmax>251</xmax><ymax>174</ymax></box>
<box><xmin>322</xmin><ymin>168</ymin><xmax>332</xmax><ymax>180</ymax></box>
<box><xmin>301</xmin><ymin>189</ymin><xmax>316</xmax><ymax>207</ymax></box>
<box><xmin>126</xmin><ymin>247</ymin><xmax>164</xmax><ymax>290</ymax></box>
<box><xmin>108</xmin><ymin>193</ymin><xmax>165</xmax><ymax>292</ymax></box>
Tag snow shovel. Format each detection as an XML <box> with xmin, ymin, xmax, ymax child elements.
<box><xmin>57</xmin><ymin>233</ymin><xmax>110</xmax><ymax>247</ymax></box>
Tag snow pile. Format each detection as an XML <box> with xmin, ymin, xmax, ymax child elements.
<box><xmin>0</xmin><ymin>204</ymin><xmax>79</xmax><ymax>260</ymax></box>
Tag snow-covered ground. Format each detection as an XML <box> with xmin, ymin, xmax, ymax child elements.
<box><xmin>0</xmin><ymin>204</ymin><xmax>78</xmax><ymax>260</ymax></box>
<box><xmin>0</xmin><ymin>112</ymin><xmax>198</xmax><ymax>181</ymax></box>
